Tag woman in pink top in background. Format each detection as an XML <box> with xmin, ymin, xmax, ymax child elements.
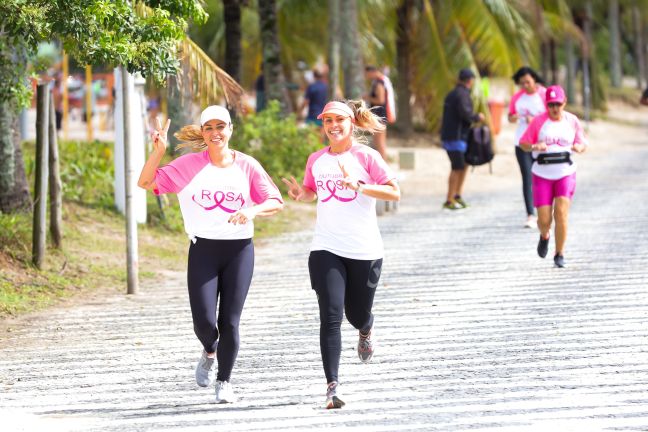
<box><xmin>137</xmin><ymin>106</ymin><xmax>283</xmax><ymax>404</ymax></box>
<box><xmin>282</xmin><ymin>100</ymin><xmax>400</xmax><ymax>409</ymax></box>
<box><xmin>508</xmin><ymin>66</ymin><xmax>547</xmax><ymax>228</ymax></box>
<box><xmin>519</xmin><ymin>86</ymin><xmax>587</xmax><ymax>268</ymax></box>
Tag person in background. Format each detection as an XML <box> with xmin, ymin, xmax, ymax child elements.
<box><xmin>300</xmin><ymin>68</ymin><xmax>329</xmax><ymax>140</ymax></box>
<box><xmin>508</xmin><ymin>66</ymin><xmax>547</xmax><ymax>228</ymax></box>
<box><xmin>519</xmin><ymin>85</ymin><xmax>587</xmax><ymax>268</ymax></box>
<box><xmin>440</xmin><ymin>68</ymin><xmax>485</xmax><ymax>210</ymax></box>
<box><xmin>364</xmin><ymin>66</ymin><xmax>395</xmax><ymax>160</ymax></box>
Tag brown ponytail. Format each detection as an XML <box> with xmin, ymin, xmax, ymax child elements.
<box><xmin>174</xmin><ymin>125</ymin><xmax>206</xmax><ymax>151</ymax></box>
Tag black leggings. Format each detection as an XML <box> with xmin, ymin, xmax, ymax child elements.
<box><xmin>515</xmin><ymin>146</ymin><xmax>535</xmax><ymax>216</ymax></box>
<box><xmin>187</xmin><ymin>238</ymin><xmax>254</xmax><ymax>382</ymax></box>
<box><xmin>308</xmin><ymin>250</ymin><xmax>383</xmax><ymax>384</ymax></box>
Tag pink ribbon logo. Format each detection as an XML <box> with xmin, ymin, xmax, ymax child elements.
<box><xmin>192</xmin><ymin>191</ymin><xmax>243</xmax><ymax>213</ymax></box>
<box><xmin>321</xmin><ymin>179</ymin><xmax>357</xmax><ymax>203</ymax></box>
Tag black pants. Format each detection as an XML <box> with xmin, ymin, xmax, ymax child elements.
<box><xmin>187</xmin><ymin>238</ymin><xmax>254</xmax><ymax>382</ymax></box>
<box><xmin>515</xmin><ymin>146</ymin><xmax>534</xmax><ymax>216</ymax></box>
<box><xmin>308</xmin><ymin>250</ymin><xmax>382</xmax><ymax>383</ymax></box>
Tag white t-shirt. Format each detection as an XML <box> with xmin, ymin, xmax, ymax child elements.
<box><xmin>520</xmin><ymin>111</ymin><xmax>588</xmax><ymax>180</ymax></box>
<box><xmin>154</xmin><ymin>150</ymin><xmax>283</xmax><ymax>240</ymax></box>
<box><xmin>303</xmin><ymin>144</ymin><xmax>396</xmax><ymax>260</ymax></box>
<box><xmin>508</xmin><ymin>87</ymin><xmax>547</xmax><ymax>146</ymax></box>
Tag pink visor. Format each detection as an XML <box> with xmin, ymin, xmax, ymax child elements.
<box><xmin>545</xmin><ymin>85</ymin><xmax>566</xmax><ymax>105</ymax></box>
<box><xmin>317</xmin><ymin>101</ymin><xmax>354</xmax><ymax>120</ymax></box>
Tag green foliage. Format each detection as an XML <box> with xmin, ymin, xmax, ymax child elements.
<box><xmin>233</xmin><ymin>101</ymin><xmax>321</xmax><ymax>185</ymax></box>
<box><xmin>0</xmin><ymin>0</ymin><xmax>208</xmax><ymax>108</ymax></box>
<box><xmin>24</xmin><ymin>140</ymin><xmax>115</xmax><ymax>208</ymax></box>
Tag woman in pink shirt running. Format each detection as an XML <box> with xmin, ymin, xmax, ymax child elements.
<box><xmin>137</xmin><ymin>106</ymin><xmax>283</xmax><ymax>404</ymax></box>
<box><xmin>508</xmin><ymin>66</ymin><xmax>547</xmax><ymax>228</ymax></box>
<box><xmin>282</xmin><ymin>100</ymin><xmax>400</xmax><ymax>409</ymax></box>
<box><xmin>519</xmin><ymin>86</ymin><xmax>587</xmax><ymax>268</ymax></box>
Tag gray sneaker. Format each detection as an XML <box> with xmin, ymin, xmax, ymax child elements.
<box><xmin>215</xmin><ymin>380</ymin><xmax>236</xmax><ymax>404</ymax></box>
<box><xmin>325</xmin><ymin>381</ymin><xmax>345</xmax><ymax>409</ymax></box>
<box><xmin>357</xmin><ymin>329</ymin><xmax>374</xmax><ymax>363</ymax></box>
<box><xmin>195</xmin><ymin>351</ymin><xmax>214</xmax><ymax>387</ymax></box>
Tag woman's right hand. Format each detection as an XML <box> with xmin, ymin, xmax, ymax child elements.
<box><xmin>281</xmin><ymin>176</ymin><xmax>306</xmax><ymax>201</ymax></box>
<box><xmin>151</xmin><ymin>117</ymin><xmax>171</xmax><ymax>155</ymax></box>
<box><xmin>532</xmin><ymin>142</ymin><xmax>548</xmax><ymax>152</ymax></box>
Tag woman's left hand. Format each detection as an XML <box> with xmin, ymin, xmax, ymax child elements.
<box><xmin>228</xmin><ymin>208</ymin><xmax>256</xmax><ymax>225</ymax></box>
<box><xmin>572</xmin><ymin>143</ymin><xmax>586</xmax><ymax>153</ymax></box>
<box><xmin>338</xmin><ymin>161</ymin><xmax>359</xmax><ymax>191</ymax></box>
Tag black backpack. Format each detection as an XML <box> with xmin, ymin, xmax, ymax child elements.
<box><xmin>465</xmin><ymin>125</ymin><xmax>494</xmax><ymax>168</ymax></box>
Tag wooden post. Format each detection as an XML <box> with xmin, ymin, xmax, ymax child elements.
<box><xmin>49</xmin><ymin>94</ymin><xmax>63</xmax><ymax>249</ymax></box>
<box><xmin>86</xmin><ymin>65</ymin><xmax>93</xmax><ymax>142</ymax></box>
<box><xmin>122</xmin><ymin>68</ymin><xmax>139</xmax><ymax>295</ymax></box>
<box><xmin>32</xmin><ymin>84</ymin><xmax>50</xmax><ymax>269</ymax></box>
<box><xmin>62</xmin><ymin>52</ymin><xmax>69</xmax><ymax>140</ymax></box>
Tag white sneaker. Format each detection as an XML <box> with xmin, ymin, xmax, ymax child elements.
<box><xmin>524</xmin><ymin>216</ymin><xmax>537</xmax><ymax>229</ymax></box>
<box><xmin>325</xmin><ymin>381</ymin><xmax>345</xmax><ymax>409</ymax></box>
<box><xmin>195</xmin><ymin>351</ymin><xmax>214</xmax><ymax>387</ymax></box>
<box><xmin>215</xmin><ymin>380</ymin><xmax>236</xmax><ymax>403</ymax></box>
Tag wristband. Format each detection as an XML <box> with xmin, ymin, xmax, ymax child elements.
<box><xmin>357</xmin><ymin>183</ymin><xmax>365</xmax><ymax>194</ymax></box>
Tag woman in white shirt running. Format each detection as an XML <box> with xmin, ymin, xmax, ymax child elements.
<box><xmin>508</xmin><ymin>66</ymin><xmax>547</xmax><ymax>228</ymax></box>
<box><xmin>282</xmin><ymin>100</ymin><xmax>400</xmax><ymax>409</ymax></box>
<box><xmin>137</xmin><ymin>106</ymin><xmax>283</xmax><ymax>404</ymax></box>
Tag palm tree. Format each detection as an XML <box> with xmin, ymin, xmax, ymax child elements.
<box><xmin>609</xmin><ymin>0</ymin><xmax>622</xmax><ymax>88</ymax></box>
<box><xmin>258</xmin><ymin>0</ymin><xmax>292</xmax><ymax>114</ymax></box>
<box><xmin>340</xmin><ymin>0</ymin><xmax>364</xmax><ymax>99</ymax></box>
<box><xmin>223</xmin><ymin>0</ymin><xmax>245</xmax><ymax>84</ymax></box>
<box><xmin>395</xmin><ymin>0</ymin><xmax>416</xmax><ymax>136</ymax></box>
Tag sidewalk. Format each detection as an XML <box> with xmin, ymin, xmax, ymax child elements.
<box><xmin>1</xmin><ymin>118</ymin><xmax>647</xmax><ymax>431</ymax></box>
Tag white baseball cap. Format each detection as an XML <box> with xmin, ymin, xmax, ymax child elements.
<box><xmin>200</xmin><ymin>105</ymin><xmax>231</xmax><ymax>126</ymax></box>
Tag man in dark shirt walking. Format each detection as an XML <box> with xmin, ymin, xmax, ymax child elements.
<box><xmin>300</xmin><ymin>69</ymin><xmax>329</xmax><ymax>140</ymax></box>
<box><xmin>440</xmin><ymin>68</ymin><xmax>485</xmax><ymax>210</ymax></box>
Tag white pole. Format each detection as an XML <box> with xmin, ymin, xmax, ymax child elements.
<box><xmin>122</xmin><ymin>67</ymin><xmax>139</xmax><ymax>295</ymax></box>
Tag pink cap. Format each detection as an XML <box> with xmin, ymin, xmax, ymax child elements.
<box><xmin>545</xmin><ymin>85</ymin><xmax>566</xmax><ymax>104</ymax></box>
<box><xmin>317</xmin><ymin>101</ymin><xmax>354</xmax><ymax>120</ymax></box>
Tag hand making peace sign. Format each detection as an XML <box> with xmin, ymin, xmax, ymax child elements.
<box><xmin>151</xmin><ymin>117</ymin><xmax>171</xmax><ymax>155</ymax></box>
<box><xmin>338</xmin><ymin>161</ymin><xmax>360</xmax><ymax>191</ymax></box>
<box><xmin>281</xmin><ymin>176</ymin><xmax>307</xmax><ymax>201</ymax></box>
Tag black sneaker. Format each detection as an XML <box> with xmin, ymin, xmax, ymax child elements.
<box><xmin>554</xmin><ymin>254</ymin><xmax>565</xmax><ymax>268</ymax></box>
<box><xmin>537</xmin><ymin>235</ymin><xmax>549</xmax><ymax>258</ymax></box>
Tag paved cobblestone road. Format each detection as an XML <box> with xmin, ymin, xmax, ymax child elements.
<box><xmin>1</xmin><ymin>121</ymin><xmax>647</xmax><ymax>431</ymax></box>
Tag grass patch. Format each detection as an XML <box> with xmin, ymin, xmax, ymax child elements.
<box><xmin>0</xmin><ymin>200</ymin><xmax>314</xmax><ymax>318</ymax></box>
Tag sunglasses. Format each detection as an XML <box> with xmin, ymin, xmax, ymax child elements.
<box><xmin>547</xmin><ymin>102</ymin><xmax>563</xmax><ymax>108</ymax></box>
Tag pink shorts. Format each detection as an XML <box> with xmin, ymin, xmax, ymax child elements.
<box><xmin>532</xmin><ymin>173</ymin><xmax>576</xmax><ymax>207</ymax></box>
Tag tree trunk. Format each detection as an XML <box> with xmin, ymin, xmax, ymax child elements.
<box><xmin>609</xmin><ymin>0</ymin><xmax>622</xmax><ymax>87</ymax></box>
<box><xmin>395</xmin><ymin>0</ymin><xmax>414</xmax><ymax>136</ymax></box>
<box><xmin>549</xmin><ymin>39</ymin><xmax>558</xmax><ymax>85</ymax></box>
<box><xmin>33</xmin><ymin>84</ymin><xmax>49</xmax><ymax>269</ymax></box>
<box><xmin>48</xmin><ymin>95</ymin><xmax>63</xmax><ymax>249</ymax></box>
<box><xmin>0</xmin><ymin>101</ymin><xmax>31</xmax><ymax>213</ymax></box>
<box><xmin>223</xmin><ymin>0</ymin><xmax>242</xmax><ymax>85</ymax></box>
<box><xmin>327</xmin><ymin>0</ymin><xmax>340</xmax><ymax>100</ymax></box>
<box><xmin>258</xmin><ymin>0</ymin><xmax>292</xmax><ymax>115</ymax></box>
<box><xmin>565</xmin><ymin>38</ymin><xmax>577</xmax><ymax>103</ymax></box>
<box><xmin>632</xmin><ymin>3</ymin><xmax>645</xmax><ymax>89</ymax></box>
<box><xmin>339</xmin><ymin>0</ymin><xmax>364</xmax><ymax>99</ymax></box>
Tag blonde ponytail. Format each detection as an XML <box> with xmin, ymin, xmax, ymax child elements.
<box><xmin>347</xmin><ymin>99</ymin><xmax>386</xmax><ymax>134</ymax></box>
<box><xmin>174</xmin><ymin>125</ymin><xmax>206</xmax><ymax>151</ymax></box>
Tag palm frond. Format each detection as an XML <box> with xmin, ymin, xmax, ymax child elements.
<box><xmin>179</xmin><ymin>37</ymin><xmax>245</xmax><ymax>110</ymax></box>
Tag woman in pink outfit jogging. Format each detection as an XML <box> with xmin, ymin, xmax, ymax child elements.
<box><xmin>282</xmin><ymin>100</ymin><xmax>400</xmax><ymax>409</ymax></box>
<box><xmin>519</xmin><ymin>86</ymin><xmax>587</xmax><ymax>268</ymax></box>
<box><xmin>137</xmin><ymin>106</ymin><xmax>283</xmax><ymax>404</ymax></box>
